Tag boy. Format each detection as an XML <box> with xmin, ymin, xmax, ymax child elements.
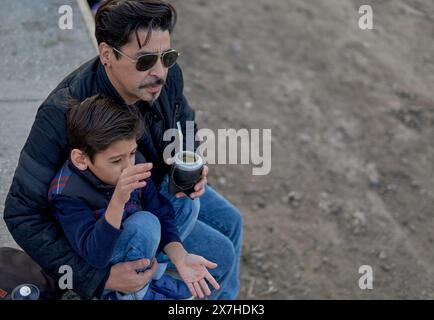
<box><xmin>48</xmin><ymin>94</ymin><xmax>219</xmax><ymax>299</ymax></box>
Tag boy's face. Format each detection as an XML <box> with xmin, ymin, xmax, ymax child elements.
<box><xmin>78</xmin><ymin>139</ymin><xmax>137</xmax><ymax>186</ymax></box>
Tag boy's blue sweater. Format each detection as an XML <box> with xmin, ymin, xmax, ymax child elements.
<box><xmin>48</xmin><ymin>156</ymin><xmax>180</xmax><ymax>268</ymax></box>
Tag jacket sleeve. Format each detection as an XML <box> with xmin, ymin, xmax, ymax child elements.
<box><xmin>139</xmin><ymin>178</ymin><xmax>181</xmax><ymax>252</ymax></box>
<box><xmin>51</xmin><ymin>195</ymin><xmax>122</xmax><ymax>269</ymax></box>
<box><xmin>3</xmin><ymin>102</ymin><xmax>110</xmax><ymax>299</ymax></box>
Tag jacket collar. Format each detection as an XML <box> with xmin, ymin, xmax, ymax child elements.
<box><xmin>96</xmin><ymin>60</ymin><xmax>128</xmax><ymax>107</ymax></box>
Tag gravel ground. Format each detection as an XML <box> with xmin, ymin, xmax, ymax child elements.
<box><xmin>170</xmin><ymin>0</ymin><xmax>434</xmax><ymax>299</ymax></box>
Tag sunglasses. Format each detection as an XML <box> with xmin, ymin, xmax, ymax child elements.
<box><xmin>111</xmin><ymin>47</ymin><xmax>180</xmax><ymax>72</ymax></box>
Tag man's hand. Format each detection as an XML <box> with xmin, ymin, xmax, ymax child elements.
<box><xmin>176</xmin><ymin>165</ymin><xmax>208</xmax><ymax>199</ymax></box>
<box><xmin>112</xmin><ymin>163</ymin><xmax>153</xmax><ymax>204</ymax></box>
<box><xmin>174</xmin><ymin>253</ymin><xmax>220</xmax><ymax>299</ymax></box>
<box><xmin>105</xmin><ymin>258</ymin><xmax>158</xmax><ymax>294</ymax></box>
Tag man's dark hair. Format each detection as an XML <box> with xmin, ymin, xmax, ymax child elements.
<box><xmin>95</xmin><ymin>0</ymin><xmax>177</xmax><ymax>58</ymax></box>
<box><xmin>67</xmin><ymin>94</ymin><xmax>145</xmax><ymax>162</ymax></box>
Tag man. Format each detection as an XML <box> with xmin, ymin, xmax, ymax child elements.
<box><xmin>3</xmin><ymin>0</ymin><xmax>242</xmax><ymax>299</ymax></box>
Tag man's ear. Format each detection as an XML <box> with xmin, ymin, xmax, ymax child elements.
<box><xmin>99</xmin><ymin>42</ymin><xmax>112</xmax><ymax>67</ymax></box>
<box><xmin>71</xmin><ymin>149</ymin><xmax>89</xmax><ymax>171</ymax></box>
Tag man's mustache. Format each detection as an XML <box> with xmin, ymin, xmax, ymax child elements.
<box><xmin>139</xmin><ymin>78</ymin><xmax>165</xmax><ymax>89</ymax></box>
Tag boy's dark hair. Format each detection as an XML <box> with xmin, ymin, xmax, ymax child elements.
<box><xmin>95</xmin><ymin>0</ymin><xmax>177</xmax><ymax>58</ymax></box>
<box><xmin>67</xmin><ymin>94</ymin><xmax>145</xmax><ymax>162</ymax></box>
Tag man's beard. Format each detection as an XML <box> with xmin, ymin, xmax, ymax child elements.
<box><xmin>148</xmin><ymin>92</ymin><xmax>159</xmax><ymax>104</ymax></box>
<box><xmin>138</xmin><ymin>77</ymin><xmax>165</xmax><ymax>103</ymax></box>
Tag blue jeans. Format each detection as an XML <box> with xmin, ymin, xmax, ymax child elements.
<box><xmin>159</xmin><ymin>175</ymin><xmax>243</xmax><ymax>300</ymax></box>
<box><xmin>108</xmin><ymin>211</ymin><xmax>161</xmax><ymax>300</ymax></box>
<box><xmin>105</xmin><ymin>190</ymin><xmax>200</xmax><ymax>300</ymax></box>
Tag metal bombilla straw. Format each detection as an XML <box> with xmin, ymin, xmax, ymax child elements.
<box><xmin>177</xmin><ymin>121</ymin><xmax>183</xmax><ymax>156</ymax></box>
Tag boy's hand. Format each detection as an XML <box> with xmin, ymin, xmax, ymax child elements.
<box><xmin>106</xmin><ymin>163</ymin><xmax>152</xmax><ymax>230</ymax></box>
<box><xmin>174</xmin><ymin>253</ymin><xmax>220</xmax><ymax>299</ymax></box>
<box><xmin>112</xmin><ymin>163</ymin><xmax>153</xmax><ymax>205</ymax></box>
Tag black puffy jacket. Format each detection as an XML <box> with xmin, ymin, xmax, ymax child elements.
<box><xmin>3</xmin><ymin>57</ymin><xmax>197</xmax><ymax>299</ymax></box>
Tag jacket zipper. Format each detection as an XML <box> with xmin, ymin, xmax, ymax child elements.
<box><xmin>172</xmin><ymin>102</ymin><xmax>179</xmax><ymax>129</ymax></box>
<box><xmin>172</xmin><ymin>102</ymin><xmax>181</xmax><ymax>155</ymax></box>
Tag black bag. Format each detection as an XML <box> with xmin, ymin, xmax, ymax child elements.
<box><xmin>0</xmin><ymin>247</ymin><xmax>64</xmax><ymax>300</ymax></box>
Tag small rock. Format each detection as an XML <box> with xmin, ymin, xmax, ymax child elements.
<box><xmin>410</xmin><ymin>180</ymin><xmax>419</xmax><ymax>189</ymax></box>
<box><xmin>380</xmin><ymin>264</ymin><xmax>391</xmax><ymax>272</ymax></box>
<box><xmin>352</xmin><ymin>211</ymin><xmax>366</xmax><ymax>225</ymax></box>
<box><xmin>318</xmin><ymin>195</ymin><xmax>342</xmax><ymax>215</ymax></box>
<box><xmin>247</xmin><ymin>63</ymin><xmax>255</xmax><ymax>72</ymax></box>
<box><xmin>261</xmin><ymin>263</ymin><xmax>272</xmax><ymax>272</ymax></box>
<box><xmin>200</xmin><ymin>43</ymin><xmax>212</xmax><ymax>50</ymax></box>
<box><xmin>318</xmin><ymin>199</ymin><xmax>332</xmax><ymax>213</ymax></box>
<box><xmin>298</xmin><ymin>133</ymin><xmax>312</xmax><ymax>144</ymax></box>
<box><xmin>379</xmin><ymin>251</ymin><xmax>387</xmax><ymax>260</ymax></box>
<box><xmin>244</xmin><ymin>101</ymin><xmax>253</xmax><ymax>109</ymax></box>
<box><xmin>256</xmin><ymin>201</ymin><xmax>266</xmax><ymax>209</ymax></box>
<box><xmin>407</xmin><ymin>223</ymin><xmax>417</xmax><ymax>233</ymax></box>
<box><xmin>283</xmin><ymin>191</ymin><xmax>303</xmax><ymax>207</ymax></box>
<box><xmin>253</xmin><ymin>251</ymin><xmax>266</xmax><ymax>259</ymax></box>
<box><xmin>350</xmin><ymin>211</ymin><xmax>366</xmax><ymax>234</ymax></box>
<box><xmin>401</xmin><ymin>158</ymin><xmax>409</xmax><ymax>166</ymax></box>
<box><xmin>362</xmin><ymin>42</ymin><xmax>371</xmax><ymax>49</ymax></box>
<box><xmin>387</xmin><ymin>184</ymin><xmax>398</xmax><ymax>193</ymax></box>
<box><xmin>366</xmin><ymin>163</ymin><xmax>381</xmax><ymax>187</ymax></box>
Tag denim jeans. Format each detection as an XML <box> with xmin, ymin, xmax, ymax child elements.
<box><xmin>107</xmin><ymin>211</ymin><xmax>161</xmax><ymax>300</ymax></box>
<box><xmin>159</xmin><ymin>175</ymin><xmax>243</xmax><ymax>300</ymax></box>
<box><xmin>104</xmin><ymin>186</ymin><xmax>200</xmax><ymax>300</ymax></box>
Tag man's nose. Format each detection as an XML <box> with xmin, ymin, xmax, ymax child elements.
<box><xmin>148</xmin><ymin>56</ymin><xmax>165</xmax><ymax>79</ymax></box>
